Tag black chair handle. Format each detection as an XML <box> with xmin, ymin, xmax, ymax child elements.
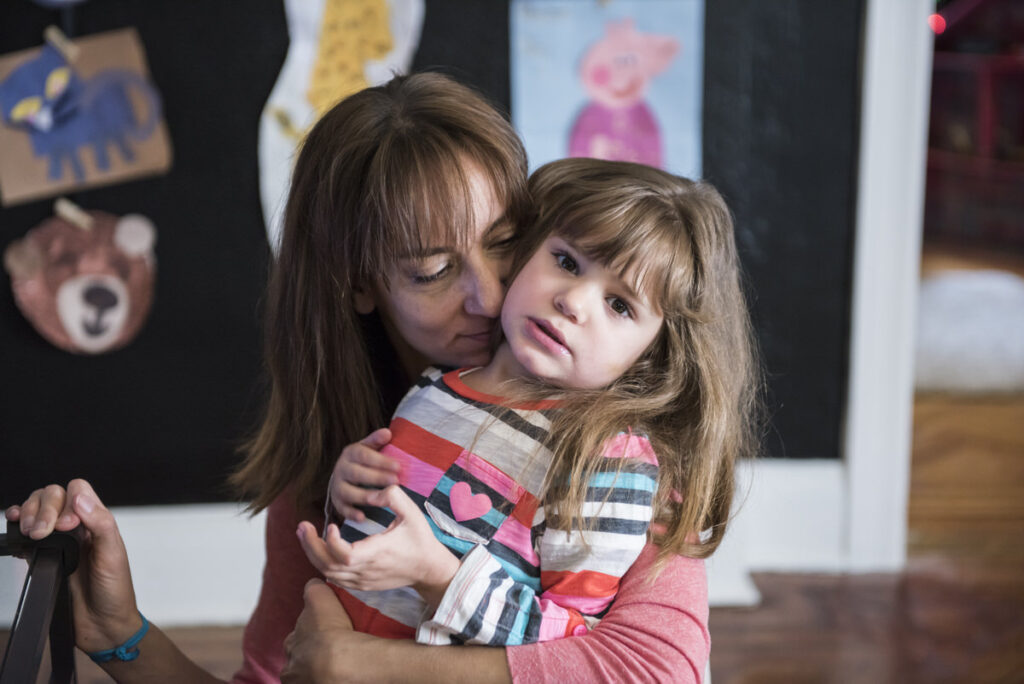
<box><xmin>0</xmin><ymin>524</ymin><xmax>84</xmax><ymax>684</ymax></box>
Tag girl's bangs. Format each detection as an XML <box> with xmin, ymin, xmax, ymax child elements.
<box><xmin>556</xmin><ymin>206</ymin><xmax>694</xmax><ymax>314</ymax></box>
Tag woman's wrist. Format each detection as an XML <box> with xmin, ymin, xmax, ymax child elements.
<box><xmin>79</xmin><ymin>609</ymin><xmax>145</xmax><ymax>654</ymax></box>
<box><xmin>86</xmin><ymin>612</ymin><xmax>149</xmax><ymax>663</ymax></box>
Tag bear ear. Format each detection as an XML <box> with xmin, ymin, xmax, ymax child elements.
<box><xmin>114</xmin><ymin>214</ymin><xmax>157</xmax><ymax>257</ymax></box>
<box><xmin>3</xmin><ymin>238</ymin><xmax>43</xmax><ymax>281</ymax></box>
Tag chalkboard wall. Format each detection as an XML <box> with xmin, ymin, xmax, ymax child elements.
<box><xmin>0</xmin><ymin>1</ymin><xmax>862</xmax><ymax>507</ymax></box>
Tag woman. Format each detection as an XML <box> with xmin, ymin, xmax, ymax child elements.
<box><xmin>6</xmin><ymin>73</ymin><xmax>711</xmax><ymax>683</ymax></box>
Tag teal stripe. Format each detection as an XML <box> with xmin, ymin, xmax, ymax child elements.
<box><xmin>588</xmin><ymin>472</ymin><xmax>657</xmax><ymax>492</ymax></box>
<box><xmin>506</xmin><ymin>587</ymin><xmax>536</xmax><ymax>646</ymax></box>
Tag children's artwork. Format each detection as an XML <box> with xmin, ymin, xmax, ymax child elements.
<box><xmin>259</xmin><ymin>0</ymin><xmax>424</xmax><ymax>251</ymax></box>
<box><xmin>3</xmin><ymin>198</ymin><xmax>157</xmax><ymax>354</ymax></box>
<box><xmin>511</xmin><ymin>0</ymin><xmax>703</xmax><ymax>176</ymax></box>
<box><xmin>0</xmin><ymin>27</ymin><xmax>171</xmax><ymax>206</ymax></box>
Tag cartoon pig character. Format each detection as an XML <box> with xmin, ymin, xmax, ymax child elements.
<box><xmin>569</xmin><ymin>19</ymin><xmax>678</xmax><ymax>168</ymax></box>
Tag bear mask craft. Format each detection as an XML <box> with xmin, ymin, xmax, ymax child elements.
<box><xmin>4</xmin><ymin>198</ymin><xmax>157</xmax><ymax>354</ymax></box>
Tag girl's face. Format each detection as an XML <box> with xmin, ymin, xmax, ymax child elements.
<box><xmin>360</xmin><ymin>162</ymin><xmax>517</xmax><ymax>376</ymax></box>
<box><xmin>496</xmin><ymin>234</ymin><xmax>664</xmax><ymax>389</ymax></box>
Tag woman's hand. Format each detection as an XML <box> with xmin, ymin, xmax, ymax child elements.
<box><xmin>281</xmin><ymin>579</ymin><xmax>357</xmax><ymax>684</ymax></box>
<box><xmin>282</xmin><ymin>579</ymin><xmax>512</xmax><ymax>684</ymax></box>
<box><xmin>5</xmin><ymin>479</ymin><xmax>144</xmax><ymax>654</ymax></box>
<box><xmin>328</xmin><ymin>428</ymin><xmax>401</xmax><ymax>522</ymax></box>
<box><xmin>297</xmin><ymin>485</ymin><xmax>459</xmax><ymax>607</ymax></box>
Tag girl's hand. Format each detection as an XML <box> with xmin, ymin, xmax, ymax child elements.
<box><xmin>297</xmin><ymin>485</ymin><xmax>459</xmax><ymax>608</ymax></box>
<box><xmin>5</xmin><ymin>479</ymin><xmax>144</xmax><ymax>654</ymax></box>
<box><xmin>329</xmin><ymin>428</ymin><xmax>401</xmax><ymax>522</ymax></box>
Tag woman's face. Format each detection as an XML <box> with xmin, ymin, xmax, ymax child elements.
<box><xmin>361</xmin><ymin>161</ymin><xmax>516</xmax><ymax>375</ymax></box>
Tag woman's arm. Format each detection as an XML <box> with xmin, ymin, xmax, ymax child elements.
<box><xmin>232</xmin><ymin>492</ymin><xmax>324</xmax><ymax>683</ymax></box>
<box><xmin>5</xmin><ymin>480</ymin><xmax>224</xmax><ymax>684</ymax></box>
<box><xmin>506</xmin><ymin>544</ymin><xmax>710</xmax><ymax>683</ymax></box>
<box><xmin>282</xmin><ymin>579</ymin><xmax>512</xmax><ymax>684</ymax></box>
<box><xmin>284</xmin><ymin>548</ymin><xmax>708</xmax><ymax>683</ymax></box>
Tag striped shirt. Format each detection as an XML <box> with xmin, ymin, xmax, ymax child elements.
<box><xmin>332</xmin><ymin>367</ymin><xmax>659</xmax><ymax>645</ymax></box>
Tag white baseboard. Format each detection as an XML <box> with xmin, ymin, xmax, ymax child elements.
<box><xmin>2</xmin><ymin>504</ymin><xmax>266</xmax><ymax>628</ymax></box>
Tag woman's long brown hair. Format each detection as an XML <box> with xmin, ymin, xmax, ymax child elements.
<box><xmin>232</xmin><ymin>73</ymin><xmax>528</xmax><ymax>514</ymax></box>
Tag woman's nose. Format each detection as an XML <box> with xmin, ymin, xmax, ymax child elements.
<box><xmin>463</xmin><ymin>256</ymin><xmax>505</xmax><ymax>318</ymax></box>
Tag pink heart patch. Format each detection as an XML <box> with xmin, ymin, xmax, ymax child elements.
<box><xmin>449</xmin><ymin>482</ymin><xmax>491</xmax><ymax>522</ymax></box>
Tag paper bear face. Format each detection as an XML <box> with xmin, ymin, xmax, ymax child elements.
<box><xmin>4</xmin><ymin>210</ymin><xmax>157</xmax><ymax>354</ymax></box>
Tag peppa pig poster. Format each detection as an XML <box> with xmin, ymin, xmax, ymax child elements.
<box><xmin>510</xmin><ymin>0</ymin><xmax>703</xmax><ymax>177</ymax></box>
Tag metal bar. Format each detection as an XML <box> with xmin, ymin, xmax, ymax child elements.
<box><xmin>0</xmin><ymin>547</ymin><xmax>62</xmax><ymax>684</ymax></box>
<box><xmin>49</xmin><ymin>575</ymin><xmax>77</xmax><ymax>684</ymax></box>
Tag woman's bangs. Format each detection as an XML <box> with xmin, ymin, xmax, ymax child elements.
<box><xmin>369</xmin><ymin>138</ymin><xmax>480</xmax><ymax>267</ymax></box>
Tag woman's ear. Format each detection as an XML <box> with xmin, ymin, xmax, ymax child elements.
<box><xmin>353</xmin><ymin>287</ymin><xmax>375</xmax><ymax>315</ymax></box>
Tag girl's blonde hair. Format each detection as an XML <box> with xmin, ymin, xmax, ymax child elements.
<box><xmin>232</xmin><ymin>73</ymin><xmax>528</xmax><ymax>513</ymax></box>
<box><xmin>516</xmin><ymin>158</ymin><xmax>761</xmax><ymax>561</ymax></box>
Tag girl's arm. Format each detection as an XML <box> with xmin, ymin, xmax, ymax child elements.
<box><xmin>418</xmin><ymin>453</ymin><xmax>658</xmax><ymax>645</ymax></box>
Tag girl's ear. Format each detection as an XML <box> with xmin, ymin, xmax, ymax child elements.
<box><xmin>353</xmin><ymin>287</ymin><xmax>375</xmax><ymax>315</ymax></box>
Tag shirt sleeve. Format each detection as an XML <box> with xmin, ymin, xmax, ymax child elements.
<box><xmin>417</xmin><ymin>437</ymin><xmax>658</xmax><ymax>646</ymax></box>
<box><xmin>506</xmin><ymin>544</ymin><xmax>711</xmax><ymax>684</ymax></box>
<box><xmin>231</xmin><ymin>493</ymin><xmax>323</xmax><ymax>684</ymax></box>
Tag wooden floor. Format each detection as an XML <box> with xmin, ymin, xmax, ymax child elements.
<box><xmin>4</xmin><ymin>242</ymin><xmax>1023</xmax><ymax>683</ymax></box>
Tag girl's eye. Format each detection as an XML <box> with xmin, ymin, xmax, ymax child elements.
<box><xmin>554</xmin><ymin>252</ymin><xmax>578</xmax><ymax>274</ymax></box>
<box><xmin>608</xmin><ymin>297</ymin><xmax>633</xmax><ymax>318</ymax></box>
<box><xmin>411</xmin><ymin>261</ymin><xmax>452</xmax><ymax>284</ymax></box>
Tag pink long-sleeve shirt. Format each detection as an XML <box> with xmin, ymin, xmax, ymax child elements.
<box><xmin>231</xmin><ymin>492</ymin><xmax>710</xmax><ymax>683</ymax></box>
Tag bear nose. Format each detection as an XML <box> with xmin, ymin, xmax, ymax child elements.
<box><xmin>84</xmin><ymin>284</ymin><xmax>117</xmax><ymax>310</ymax></box>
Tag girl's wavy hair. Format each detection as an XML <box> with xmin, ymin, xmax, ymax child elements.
<box><xmin>512</xmin><ymin>158</ymin><xmax>762</xmax><ymax>561</ymax></box>
<box><xmin>232</xmin><ymin>73</ymin><xmax>529</xmax><ymax>513</ymax></box>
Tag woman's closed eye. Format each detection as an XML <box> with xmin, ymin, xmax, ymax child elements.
<box><xmin>408</xmin><ymin>257</ymin><xmax>453</xmax><ymax>284</ymax></box>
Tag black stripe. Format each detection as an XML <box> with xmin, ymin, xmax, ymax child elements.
<box><xmin>585</xmin><ymin>487</ymin><xmax>655</xmax><ymax>506</ymax></box>
<box><xmin>432</xmin><ymin>380</ymin><xmax>552</xmax><ymax>443</ymax></box>
<box><xmin>462</xmin><ymin>567</ymin><xmax>507</xmax><ymax>642</ymax></box>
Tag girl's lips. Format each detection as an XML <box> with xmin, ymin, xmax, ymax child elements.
<box><xmin>526</xmin><ymin>318</ymin><xmax>570</xmax><ymax>356</ymax></box>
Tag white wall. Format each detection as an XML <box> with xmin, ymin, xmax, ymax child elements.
<box><xmin>1</xmin><ymin>0</ymin><xmax>934</xmax><ymax>626</ymax></box>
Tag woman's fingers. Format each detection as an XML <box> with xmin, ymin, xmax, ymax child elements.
<box><xmin>19</xmin><ymin>485</ymin><xmax>70</xmax><ymax>539</ymax></box>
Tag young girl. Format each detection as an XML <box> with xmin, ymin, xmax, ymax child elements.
<box><xmin>298</xmin><ymin>157</ymin><xmax>759</xmax><ymax>646</ymax></box>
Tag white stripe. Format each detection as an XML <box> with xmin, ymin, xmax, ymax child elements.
<box><xmin>343</xmin><ymin>586</ymin><xmax>425</xmax><ymax>628</ymax></box>
<box><xmin>578</xmin><ymin>500</ymin><xmax>653</xmax><ymax>522</ymax></box>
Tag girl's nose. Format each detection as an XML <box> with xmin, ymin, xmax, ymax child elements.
<box><xmin>554</xmin><ymin>285</ymin><xmax>587</xmax><ymax>323</ymax></box>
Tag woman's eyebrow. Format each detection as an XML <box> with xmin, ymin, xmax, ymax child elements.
<box><xmin>483</xmin><ymin>215</ymin><xmax>511</xmax><ymax>237</ymax></box>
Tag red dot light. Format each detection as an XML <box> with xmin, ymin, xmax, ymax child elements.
<box><xmin>928</xmin><ymin>13</ymin><xmax>946</xmax><ymax>35</ymax></box>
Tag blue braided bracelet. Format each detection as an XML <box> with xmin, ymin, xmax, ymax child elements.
<box><xmin>86</xmin><ymin>613</ymin><xmax>149</xmax><ymax>664</ymax></box>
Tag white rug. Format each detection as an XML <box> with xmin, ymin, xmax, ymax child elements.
<box><xmin>915</xmin><ymin>269</ymin><xmax>1024</xmax><ymax>393</ymax></box>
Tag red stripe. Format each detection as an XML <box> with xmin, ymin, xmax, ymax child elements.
<box><xmin>541</xmin><ymin>569</ymin><xmax>620</xmax><ymax>598</ymax></box>
<box><xmin>330</xmin><ymin>584</ymin><xmax>415</xmax><ymax>639</ymax></box>
<box><xmin>388</xmin><ymin>416</ymin><xmax>462</xmax><ymax>472</ymax></box>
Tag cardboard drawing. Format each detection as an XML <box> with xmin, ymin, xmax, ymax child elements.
<box><xmin>0</xmin><ymin>27</ymin><xmax>172</xmax><ymax>206</ymax></box>
<box><xmin>511</xmin><ymin>0</ymin><xmax>704</xmax><ymax>178</ymax></box>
